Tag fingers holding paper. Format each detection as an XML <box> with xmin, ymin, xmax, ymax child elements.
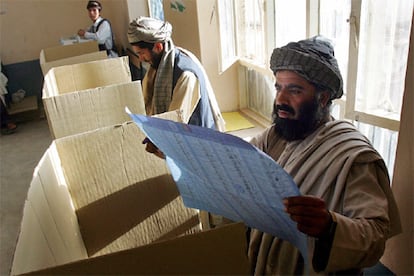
<box><xmin>142</xmin><ymin>137</ymin><xmax>165</xmax><ymax>159</ymax></box>
<box><xmin>283</xmin><ymin>195</ymin><xmax>332</xmax><ymax>238</ymax></box>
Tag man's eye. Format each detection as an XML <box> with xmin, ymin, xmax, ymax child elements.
<box><xmin>290</xmin><ymin>89</ymin><xmax>301</xmax><ymax>95</ymax></box>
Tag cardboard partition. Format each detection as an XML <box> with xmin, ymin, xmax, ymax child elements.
<box><xmin>43</xmin><ymin>81</ymin><xmax>146</xmax><ymax>139</ymax></box>
<box><xmin>40</xmin><ymin>51</ymin><xmax>107</xmax><ymax>76</ymax></box>
<box><xmin>42</xmin><ymin>56</ymin><xmax>131</xmax><ymax>97</ymax></box>
<box><xmin>25</xmin><ymin>223</ymin><xmax>250</xmax><ymax>275</ymax></box>
<box><xmin>11</xmin><ymin>122</ymin><xmax>205</xmax><ymax>276</ymax></box>
<box><xmin>40</xmin><ymin>40</ymin><xmax>99</xmax><ymax>64</ymax></box>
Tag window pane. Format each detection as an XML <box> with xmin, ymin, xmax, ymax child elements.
<box><xmin>274</xmin><ymin>0</ymin><xmax>306</xmax><ymax>47</ymax></box>
<box><xmin>217</xmin><ymin>0</ymin><xmax>237</xmax><ymax>72</ymax></box>
<box><xmin>245</xmin><ymin>67</ymin><xmax>275</xmax><ymax>119</ymax></box>
<box><xmin>236</xmin><ymin>0</ymin><xmax>266</xmax><ymax>64</ymax></box>
<box><xmin>319</xmin><ymin>0</ymin><xmax>351</xmax><ymax>98</ymax></box>
<box><xmin>356</xmin><ymin>0</ymin><xmax>413</xmax><ymax>120</ymax></box>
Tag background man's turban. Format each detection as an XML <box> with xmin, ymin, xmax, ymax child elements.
<box><xmin>128</xmin><ymin>16</ymin><xmax>172</xmax><ymax>44</ymax></box>
<box><xmin>270</xmin><ymin>36</ymin><xmax>343</xmax><ymax>100</ymax></box>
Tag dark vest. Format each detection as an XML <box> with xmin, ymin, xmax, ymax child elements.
<box><xmin>95</xmin><ymin>19</ymin><xmax>117</xmax><ymax>55</ymax></box>
<box><xmin>172</xmin><ymin>49</ymin><xmax>216</xmax><ymax>130</ymax></box>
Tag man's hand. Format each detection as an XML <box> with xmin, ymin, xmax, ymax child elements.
<box><xmin>283</xmin><ymin>195</ymin><xmax>332</xmax><ymax>238</ymax></box>
<box><xmin>142</xmin><ymin>137</ymin><xmax>165</xmax><ymax>159</ymax></box>
<box><xmin>77</xmin><ymin>29</ymin><xmax>86</xmax><ymax>37</ymax></box>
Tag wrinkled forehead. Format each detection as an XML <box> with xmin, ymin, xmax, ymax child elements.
<box><xmin>275</xmin><ymin>70</ymin><xmax>311</xmax><ymax>84</ymax></box>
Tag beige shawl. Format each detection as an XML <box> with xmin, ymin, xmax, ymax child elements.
<box><xmin>248</xmin><ymin>119</ymin><xmax>401</xmax><ymax>274</ymax></box>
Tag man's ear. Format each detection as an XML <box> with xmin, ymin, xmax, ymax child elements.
<box><xmin>320</xmin><ymin>91</ymin><xmax>330</xmax><ymax>108</ymax></box>
<box><xmin>153</xmin><ymin>42</ymin><xmax>164</xmax><ymax>53</ymax></box>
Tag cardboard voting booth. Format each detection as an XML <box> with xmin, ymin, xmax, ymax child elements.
<box><xmin>42</xmin><ymin>56</ymin><xmax>131</xmax><ymax>97</ymax></box>
<box><xmin>39</xmin><ymin>41</ymin><xmax>103</xmax><ymax>75</ymax></box>
<box><xmin>40</xmin><ymin>51</ymin><xmax>107</xmax><ymax>76</ymax></box>
<box><xmin>43</xmin><ymin>81</ymin><xmax>146</xmax><ymax>139</ymax></box>
<box><xmin>10</xmin><ymin>121</ymin><xmax>250</xmax><ymax>275</ymax></box>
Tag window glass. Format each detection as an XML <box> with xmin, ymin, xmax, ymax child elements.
<box><xmin>217</xmin><ymin>0</ymin><xmax>237</xmax><ymax>72</ymax></box>
<box><xmin>236</xmin><ymin>0</ymin><xmax>266</xmax><ymax>64</ymax></box>
<box><xmin>246</xmin><ymin>68</ymin><xmax>275</xmax><ymax>119</ymax></box>
<box><xmin>274</xmin><ymin>0</ymin><xmax>306</xmax><ymax>47</ymax></box>
<box><xmin>149</xmin><ymin>0</ymin><xmax>164</xmax><ymax>20</ymax></box>
<box><xmin>319</xmin><ymin>0</ymin><xmax>351</xmax><ymax>97</ymax></box>
<box><xmin>356</xmin><ymin>0</ymin><xmax>413</xmax><ymax>120</ymax></box>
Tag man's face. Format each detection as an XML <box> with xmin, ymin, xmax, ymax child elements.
<box><xmin>132</xmin><ymin>44</ymin><xmax>163</xmax><ymax>69</ymax></box>
<box><xmin>272</xmin><ymin>70</ymin><xmax>327</xmax><ymax>141</ymax></box>
<box><xmin>88</xmin><ymin>7</ymin><xmax>100</xmax><ymax>22</ymax></box>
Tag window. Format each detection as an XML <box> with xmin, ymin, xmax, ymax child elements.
<box><xmin>274</xmin><ymin>0</ymin><xmax>307</xmax><ymax>48</ymax></box>
<box><xmin>218</xmin><ymin>0</ymin><xmax>413</xmax><ymax>177</ymax></box>
<box><xmin>148</xmin><ymin>0</ymin><xmax>164</xmax><ymax>20</ymax></box>
<box><xmin>217</xmin><ymin>0</ymin><xmax>237</xmax><ymax>72</ymax></box>
<box><xmin>319</xmin><ymin>0</ymin><xmax>351</xmax><ymax>96</ymax></box>
<box><xmin>237</xmin><ymin>0</ymin><xmax>266</xmax><ymax>64</ymax></box>
<box><xmin>217</xmin><ymin>0</ymin><xmax>266</xmax><ymax>70</ymax></box>
<box><xmin>355</xmin><ymin>0</ymin><xmax>412</xmax><ymax>123</ymax></box>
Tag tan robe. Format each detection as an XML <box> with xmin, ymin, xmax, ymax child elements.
<box><xmin>248</xmin><ymin>119</ymin><xmax>401</xmax><ymax>275</ymax></box>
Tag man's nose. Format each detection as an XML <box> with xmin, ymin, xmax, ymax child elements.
<box><xmin>276</xmin><ymin>89</ymin><xmax>289</xmax><ymax>104</ymax></box>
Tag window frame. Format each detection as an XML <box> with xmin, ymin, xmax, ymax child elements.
<box><xmin>216</xmin><ymin>0</ymin><xmax>238</xmax><ymax>73</ymax></box>
<box><xmin>218</xmin><ymin>0</ymin><xmax>412</xmax><ymax>131</ymax></box>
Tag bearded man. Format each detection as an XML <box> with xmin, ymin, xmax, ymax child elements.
<box><xmin>247</xmin><ymin>36</ymin><xmax>401</xmax><ymax>275</ymax></box>
<box><xmin>127</xmin><ymin>16</ymin><xmax>224</xmax><ymax>132</ymax></box>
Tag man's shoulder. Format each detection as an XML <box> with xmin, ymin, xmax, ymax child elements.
<box><xmin>174</xmin><ymin>49</ymin><xmax>203</xmax><ymax>77</ymax></box>
<box><xmin>96</xmin><ymin>17</ymin><xmax>111</xmax><ymax>28</ymax></box>
<box><xmin>321</xmin><ymin>119</ymin><xmax>382</xmax><ymax>160</ymax></box>
<box><xmin>323</xmin><ymin>119</ymin><xmax>364</xmax><ymax>138</ymax></box>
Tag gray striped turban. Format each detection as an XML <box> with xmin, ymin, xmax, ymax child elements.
<box><xmin>270</xmin><ymin>36</ymin><xmax>343</xmax><ymax>100</ymax></box>
<box><xmin>128</xmin><ymin>16</ymin><xmax>172</xmax><ymax>44</ymax></box>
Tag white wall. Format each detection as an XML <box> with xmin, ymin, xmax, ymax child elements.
<box><xmin>0</xmin><ymin>0</ymin><xmax>149</xmax><ymax>65</ymax></box>
<box><xmin>163</xmin><ymin>0</ymin><xmax>240</xmax><ymax>112</ymax></box>
<box><xmin>381</xmin><ymin>12</ymin><xmax>414</xmax><ymax>275</ymax></box>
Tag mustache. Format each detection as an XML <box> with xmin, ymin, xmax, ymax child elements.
<box><xmin>275</xmin><ymin>104</ymin><xmax>295</xmax><ymax>116</ymax></box>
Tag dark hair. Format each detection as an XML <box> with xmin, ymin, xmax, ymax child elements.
<box><xmin>130</xmin><ymin>41</ymin><xmax>155</xmax><ymax>50</ymax></box>
<box><xmin>87</xmin><ymin>1</ymin><xmax>102</xmax><ymax>11</ymax></box>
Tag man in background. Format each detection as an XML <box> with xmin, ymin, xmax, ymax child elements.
<box><xmin>127</xmin><ymin>16</ymin><xmax>224</xmax><ymax>132</ymax></box>
<box><xmin>78</xmin><ymin>0</ymin><xmax>118</xmax><ymax>58</ymax></box>
<box><xmin>247</xmin><ymin>36</ymin><xmax>401</xmax><ymax>275</ymax></box>
<box><xmin>0</xmin><ymin>62</ymin><xmax>17</xmax><ymax>135</ymax></box>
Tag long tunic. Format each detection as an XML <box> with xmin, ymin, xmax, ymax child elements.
<box><xmin>142</xmin><ymin>48</ymin><xmax>225</xmax><ymax>131</ymax></box>
<box><xmin>248</xmin><ymin>119</ymin><xmax>401</xmax><ymax>275</ymax></box>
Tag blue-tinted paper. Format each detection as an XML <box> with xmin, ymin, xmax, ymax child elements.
<box><xmin>128</xmin><ymin>112</ymin><xmax>308</xmax><ymax>262</ymax></box>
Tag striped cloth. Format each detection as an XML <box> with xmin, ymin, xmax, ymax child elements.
<box><xmin>270</xmin><ymin>36</ymin><xmax>343</xmax><ymax>100</ymax></box>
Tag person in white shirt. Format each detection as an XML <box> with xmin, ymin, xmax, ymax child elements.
<box><xmin>78</xmin><ymin>0</ymin><xmax>118</xmax><ymax>58</ymax></box>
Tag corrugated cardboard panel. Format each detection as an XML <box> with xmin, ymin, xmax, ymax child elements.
<box><xmin>40</xmin><ymin>51</ymin><xmax>107</xmax><ymax>76</ymax></box>
<box><xmin>43</xmin><ymin>81</ymin><xmax>145</xmax><ymax>139</ymax></box>
<box><xmin>54</xmin><ymin>122</ymin><xmax>200</xmax><ymax>256</ymax></box>
<box><xmin>26</xmin><ymin>176</ymin><xmax>72</xmax><ymax>264</ymax></box>
<box><xmin>11</xmin><ymin>146</ymin><xmax>88</xmax><ymax>276</ymax></box>
<box><xmin>36</xmin><ymin>145</ymin><xmax>88</xmax><ymax>259</ymax></box>
<box><xmin>25</xmin><ymin>223</ymin><xmax>250</xmax><ymax>275</ymax></box>
<box><xmin>42</xmin><ymin>56</ymin><xmax>131</xmax><ymax>97</ymax></box>
<box><xmin>13</xmin><ymin>113</ymin><xmax>245</xmax><ymax>276</ymax></box>
<box><xmin>40</xmin><ymin>41</ymin><xmax>99</xmax><ymax>63</ymax></box>
<box><xmin>153</xmin><ymin>109</ymin><xmax>185</xmax><ymax>122</ymax></box>
<box><xmin>11</xmin><ymin>201</ymin><xmax>56</xmax><ymax>276</ymax></box>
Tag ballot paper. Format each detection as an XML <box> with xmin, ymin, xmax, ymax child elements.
<box><xmin>128</xmin><ymin>111</ymin><xmax>308</xmax><ymax>262</ymax></box>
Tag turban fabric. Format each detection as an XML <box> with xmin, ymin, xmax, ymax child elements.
<box><xmin>128</xmin><ymin>16</ymin><xmax>172</xmax><ymax>44</ymax></box>
<box><xmin>270</xmin><ymin>36</ymin><xmax>343</xmax><ymax>100</ymax></box>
